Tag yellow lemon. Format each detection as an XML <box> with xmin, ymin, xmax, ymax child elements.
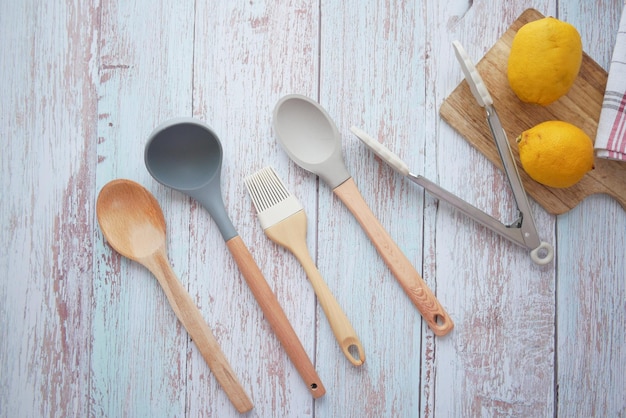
<box><xmin>508</xmin><ymin>17</ymin><xmax>582</xmax><ymax>105</ymax></box>
<box><xmin>516</xmin><ymin>121</ymin><xmax>594</xmax><ymax>188</ymax></box>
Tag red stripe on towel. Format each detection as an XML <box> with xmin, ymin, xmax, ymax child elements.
<box><xmin>607</xmin><ymin>92</ymin><xmax>626</xmax><ymax>154</ymax></box>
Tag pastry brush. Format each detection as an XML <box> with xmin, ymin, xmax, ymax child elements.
<box><xmin>245</xmin><ymin>166</ymin><xmax>365</xmax><ymax>366</ymax></box>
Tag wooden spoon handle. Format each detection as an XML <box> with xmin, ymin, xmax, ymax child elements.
<box><xmin>295</xmin><ymin>248</ymin><xmax>365</xmax><ymax>366</ymax></box>
<box><xmin>333</xmin><ymin>178</ymin><xmax>454</xmax><ymax>336</ymax></box>
<box><xmin>225</xmin><ymin>235</ymin><xmax>326</xmax><ymax>398</ymax></box>
<box><xmin>144</xmin><ymin>251</ymin><xmax>253</xmax><ymax>413</ymax></box>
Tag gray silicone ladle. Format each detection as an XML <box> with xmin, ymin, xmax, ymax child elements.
<box><xmin>273</xmin><ymin>95</ymin><xmax>454</xmax><ymax>336</ymax></box>
<box><xmin>144</xmin><ymin>118</ymin><xmax>235</xmax><ymax>240</ymax></box>
<box><xmin>144</xmin><ymin>117</ymin><xmax>325</xmax><ymax>398</ymax></box>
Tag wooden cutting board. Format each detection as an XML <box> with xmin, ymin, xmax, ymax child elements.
<box><xmin>440</xmin><ymin>8</ymin><xmax>626</xmax><ymax>215</ymax></box>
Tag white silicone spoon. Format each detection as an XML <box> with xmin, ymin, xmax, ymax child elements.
<box><xmin>273</xmin><ymin>95</ymin><xmax>453</xmax><ymax>336</ymax></box>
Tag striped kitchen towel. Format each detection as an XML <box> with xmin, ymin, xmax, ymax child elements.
<box><xmin>595</xmin><ymin>3</ymin><xmax>626</xmax><ymax>162</ymax></box>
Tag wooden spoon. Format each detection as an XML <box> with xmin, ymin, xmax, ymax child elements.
<box><xmin>96</xmin><ymin>179</ymin><xmax>253</xmax><ymax>413</ymax></box>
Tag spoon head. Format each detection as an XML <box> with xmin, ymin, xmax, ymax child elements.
<box><xmin>273</xmin><ymin>95</ymin><xmax>351</xmax><ymax>189</ymax></box>
<box><xmin>96</xmin><ymin>179</ymin><xmax>167</xmax><ymax>261</ymax></box>
<box><xmin>145</xmin><ymin>117</ymin><xmax>223</xmax><ymax>192</ymax></box>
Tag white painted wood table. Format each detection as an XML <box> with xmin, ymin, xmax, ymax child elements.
<box><xmin>1</xmin><ymin>0</ymin><xmax>625</xmax><ymax>416</ymax></box>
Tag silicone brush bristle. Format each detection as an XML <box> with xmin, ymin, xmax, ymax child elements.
<box><xmin>244</xmin><ymin>167</ymin><xmax>303</xmax><ymax>229</ymax></box>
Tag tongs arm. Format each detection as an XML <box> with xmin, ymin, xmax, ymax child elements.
<box><xmin>405</xmin><ymin>173</ymin><xmax>528</xmax><ymax>248</ymax></box>
<box><xmin>484</xmin><ymin>105</ymin><xmax>540</xmax><ymax>249</ymax></box>
<box><xmin>351</xmin><ymin>126</ymin><xmax>553</xmax><ymax>263</ymax></box>
<box><xmin>452</xmin><ymin>41</ymin><xmax>553</xmax><ymax>264</ymax></box>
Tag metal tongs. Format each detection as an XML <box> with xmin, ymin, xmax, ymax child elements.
<box><xmin>350</xmin><ymin>41</ymin><xmax>554</xmax><ymax>265</ymax></box>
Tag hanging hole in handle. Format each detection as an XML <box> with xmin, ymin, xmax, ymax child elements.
<box><xmin>347</xmin><ymin>344</ymin><xmax>365</xmax><ymax>366</ymax></box>
<box><xmin>530</xmin><ymin>242</ymin><xmax>554</xmax><ymax>265</ymax></box>
<box><xmin>431</xmin><ymin>314</ymin><xmax>454</xmax><ymax>336</ymax></box>
<box><xmin>308</xmin><ymin>380</ymin><xmax>326</xmax><ymax>398</ymax></box>
<box><xmin>342</xmin><ymin>337</ymin><xmax>365</xmax><ymax>366</ymax></box>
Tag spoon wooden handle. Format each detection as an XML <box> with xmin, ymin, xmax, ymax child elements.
<box><xmin>333</xmin><ymin>178</ymin><xmax>454</xmax><ymax>336</ymax></box>
<box><xmin>225</xmin><ymin>235</ymin><xmax>326</xmax><ymax>398</ymax></box>
<box><xmin>142</xmin><ymin>249</ymin><xmax>253</xmax><ymax>413</ymax></box>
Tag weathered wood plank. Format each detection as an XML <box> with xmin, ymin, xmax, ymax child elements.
<box><xmin>0</xmin><ymin>1</ymin><xmax>99</xmax><ymax>416</ymax></box>
<box><xmin>428</xmin><ymin>1</ymin><xmax>557</xmax><ymax>416</ymax></box>
<box><xmin>93</xmin><ymin>0</ymin><xmax>195</xmax><ymax>416</ymax></box>
<box><xmin>316</xmin><ymin>1</ymin><xmax>428</xmax><ymax>416</ymax></box>
<box><xmin>556</xmin><ymin>1</ymin><xmax>626</xmax><ymax>416</ymax></box>
<box><xmin>189</xmin><ymin>1</ymin><xmax>320</xmax><ymax>416</ymax></box>
<box><xmin>1</xmin><ymin>0</ymin><xmax>624</xmax><ymax>416</ymax></box>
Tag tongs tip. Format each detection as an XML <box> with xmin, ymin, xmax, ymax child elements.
<box><xmin>452</xmin><ymin>41</ymin><xmax>493</xmax><ymax>108</ymax></box>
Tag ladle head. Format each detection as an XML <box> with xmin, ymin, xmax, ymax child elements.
<box><xmin>273</xmin><ymin>94</ymin><xmax>351</xmax><ymax>189</ymax></box>
<box><xmin>96</xmin><ymin>179</ymin><xmax>167</xmax><ymax>261</ymax></box>
<box><xmin>144</xmin><ymin>117</ymin><xmax>237</xmax><ymax>241</ymax></box>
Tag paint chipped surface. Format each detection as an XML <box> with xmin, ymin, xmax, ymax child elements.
<box><xmin>1</xmin><ymin>0</ymin><xmax>625</xmax><ymax>417</ymax></box>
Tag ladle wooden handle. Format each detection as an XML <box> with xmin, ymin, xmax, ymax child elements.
<box><xmin>333</xmin><ymin>178</ymin><xmax>454</xmax><ymax>336</ymax></box>
<box><xmin>225</xmin><ymin>235</ymin><xmax>326</xmax><ymax>398</ymax></box>
<box><xmin>142</xmin><ymin>249</ymin><xmax>253</xmax><ymax>413</ymax></box>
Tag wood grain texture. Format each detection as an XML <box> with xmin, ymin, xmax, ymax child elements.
<box><xmin>225</xmin><ymin>235</ymin><xmax>325</xmax><ymax>398</ymax></box>
<box><xmin>426</xmin><ymin>2</ymin><xmax>558</xmax><ymax>416</ymax></box>
<box><xmin>189</xmin><ymin>1</ymin><xmax>320</xmax><ymax>416</ymax></box>
<box><xmin>556</xmin><ymin>2</ymin><xmax>626</xmax><ymax>417</ymax></box>
<box><xmin>333</xmin><ymin>178</ymin><xmax>454</xmax><ymax>336</ymax></box>
<box><xmin>141</xmin><ymin>246</ymin><xmax>253</xmax><ymax>414</ymax></box>
<box><xmin>315</xmin><ymin>2</ymin><xmax>431</xmax><ymax>416</ymax></box>
<box><xmin>1</xmin><ymin>0</ymin><xmax>625</xmax><ymax>417</ymax></box>
<box><xmin>93</xmin><ymin>0</ymin><xmax>196</xmax><ymax>416</ymax></box>
<box><xmin>0</xmin><ymin>0</ymin><xmax>99</xmax><ymax>416</ymax></box>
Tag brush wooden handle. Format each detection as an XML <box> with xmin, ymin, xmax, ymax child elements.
<box><xmin>225</xmin><ymin>235</ymin><xmax>326</xmax><ymax>398</ymax></box>
<box><xmin>333</xmin><ymin>178</ymin><xmax>454</xmax><ymax>336</ymax></box>
<box><xmin>142</xmin><ymin>248</ymin><xmax>253</xmax><ymax>413</ymax></box>
<box><xmin>295</xmin><ymin>245</ymin><xmax>366</xmax><ymax>366</ymax></box>
<box><xmin>264</xmin><ymin>211</ymin><xmax>365</xmax><ymax>366</ymax></box>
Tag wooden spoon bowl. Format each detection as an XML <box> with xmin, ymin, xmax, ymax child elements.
<box><xmin>97</xmin><ymin>179</ymin><xmax>166</xmax><ymax>260</ymax></box>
